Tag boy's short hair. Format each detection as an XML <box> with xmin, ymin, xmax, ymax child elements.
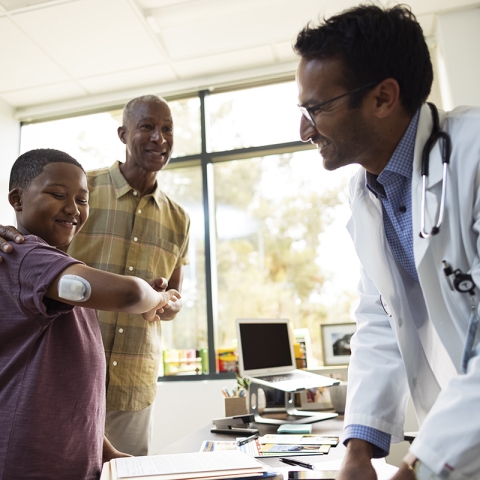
<box><xmin>9</xmin><ymin>149</ymin><xmax>85</xmax><ymax>191</ymax></box>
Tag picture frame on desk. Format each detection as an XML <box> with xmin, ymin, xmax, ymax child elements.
<box><xmin>298</xmin><ymin>387</ymin><xmax>333</xmax><ymax>411</ymax></box>
<box><xmin>300</xmin><ymin>365</ymin><xmax>349</xmax><ymax>410</ymax></box>
<box><xmin>321</xmin><ymin>322</ymin><xmax>356</xmax><ymax>366</ymax></box>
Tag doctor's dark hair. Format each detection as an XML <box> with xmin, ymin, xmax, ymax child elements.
<box><xmin>9</xmin><ymin>148</ymin><xmax>84</xmax><ymax>190</ymax></box>
<box><xmin>293</xmin><ymin>4</ymin><xmax>433</xmax><ymax>115</ymax></box>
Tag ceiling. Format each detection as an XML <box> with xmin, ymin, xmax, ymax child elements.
<box><xmin>1</xmin><ymin>0</ymin><xmax>479</xmax><ymax>119</ymax></box>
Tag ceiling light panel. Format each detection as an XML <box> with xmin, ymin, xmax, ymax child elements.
<box><xmin>0</xmin><ymin>0</ymin><xmax>59</xmax><ymax>11</ymax></box>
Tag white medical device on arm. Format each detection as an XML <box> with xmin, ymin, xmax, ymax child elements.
<box><xmin>58</xmin><ymin>274</ymin><xmax>92</xmax><ymax>302</ymax></box>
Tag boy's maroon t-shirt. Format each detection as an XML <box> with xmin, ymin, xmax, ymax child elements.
<box><xmin>0</xmin><ymin>235</ymin><xmax>106</xmax><ymax>480</ymax></box>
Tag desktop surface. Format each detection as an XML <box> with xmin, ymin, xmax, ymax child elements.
<box><xmin>102</xmin><ymin>416</ymin><xmax>398</xmax><ymax>479</ymax></box>
<box><xmin>160</xmin><ymin>416</ymin><xmax>346</xmax><ymax>471</ymax></box>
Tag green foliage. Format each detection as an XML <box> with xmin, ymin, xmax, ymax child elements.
<box><xmin>213</xmin><ymin>154</ymin><xmax>354</xmax><ymax>360</ymax></box>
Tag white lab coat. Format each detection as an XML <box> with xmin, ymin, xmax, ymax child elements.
<box><xmin>345</xmin><ymin>103</ymin><xmax>480</xmax><ymax>479</ymax></box>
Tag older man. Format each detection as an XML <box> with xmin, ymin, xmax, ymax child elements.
<box><xmin>0</xmin><ymin>94</ymin><xmax>190</xmax><ymax>456</ymax></box>
<box><xmin>295</xmin><ymin>5</ymin><xmax>480</xmax><ymax>480</ymax></box>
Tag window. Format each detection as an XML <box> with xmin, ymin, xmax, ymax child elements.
<box><xmin>20</xmin><ymin>80</ymin><xmax>360</xmax><ymax>378</ymax></box>
<box><xmin>207</xmin><ymin>82</ymin><xmax>301</xmax><ymax>151</ymax></box>
<box><xmin>213</xmin><ymin>151</ymin><xmax>358</xmax><ymax>362</ymax></box>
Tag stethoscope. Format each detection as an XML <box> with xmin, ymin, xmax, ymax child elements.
<box><xmin>419</xmin><ymin>102</ymin><xmax>452</xmax><ymax>239</ymax></box>
<box><xmin>385</xmin><ymin>104</ymin><xmax>478</xmax><ymax>372</ymax></box>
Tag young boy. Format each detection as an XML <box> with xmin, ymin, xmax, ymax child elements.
<box><xmin>0</xmin><ymin>149</ymin><xmax>181</xmax><ymax>480</ymax></box>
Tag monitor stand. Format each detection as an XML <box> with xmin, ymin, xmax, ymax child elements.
<box><xmin>248</xmin><ymin>382</ymin><xmax>338</xmax><ymax>425</ymax></box>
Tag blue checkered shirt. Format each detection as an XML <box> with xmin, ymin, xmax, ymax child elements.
<box><xmin>344</xmin><ymin>109</ymin><xmax>421</xmax><ymax>456</ymax></box>
<box><xmin>366</xmin><ymin>109</ymin><xmax>420</xmax><ymax>281</ymax></box>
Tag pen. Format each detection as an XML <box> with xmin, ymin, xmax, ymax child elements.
<box><xmin>279</xmin><ymin>457</ymin><xmax>315</xmax><ymax>470</ymax></box>
<box><xmin>236</xmin><ymin>433</ymin><xmax>259</xmax><ymax>446</ymax></box>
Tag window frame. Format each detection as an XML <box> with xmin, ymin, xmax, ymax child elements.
<box><xmin>163</xmin><ymin>89</ymin><xmax>315</xmax><ymax>381</ymax></box>
<box><xmin>20</xmin><ymin>83</ymin><xmax>317</xmax><ymax>382</ymax></box>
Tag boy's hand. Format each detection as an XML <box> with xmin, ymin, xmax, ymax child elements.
<box><xmin>0</xmin><ymin>225</ymin><xmax>24</xmax><ymax>261</ymax></box>
<box><xmin>142</xmin><ymin>289</ymin><xmax>182</xmax><ymax>322</ymax></box>
<box><xmin>142</xmin><ymin>289</ymin><xmax>181</xmax><ymax>322</ymax></box>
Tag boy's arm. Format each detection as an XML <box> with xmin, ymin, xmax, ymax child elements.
<box><xmin>45</xmin><ymin>263</ymin><xmax>181</xmax><ymax>322</ymax></box>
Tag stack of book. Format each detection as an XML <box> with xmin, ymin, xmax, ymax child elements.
<box><xmin>200</xmin><ymin>434</ymin><xmax>339</xmax><ymax>457</ymax></box>
<box><xmin>101</xmin><ymin>450</ymin><xmax>281</xmax><ymax>480</ymax></box>
<box><xmin>162</xmin><ymin>349</ymin><xmax>202</xmax><ymax>376</ymax></box>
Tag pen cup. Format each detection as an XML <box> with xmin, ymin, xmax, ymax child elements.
<box><xmin>329</xmin><ymin>382</ymin><xmax>348</xmax><ymax>414</ymax></box>
<box><xmin>225</xmin><ymin>396</ymin><xmax>248</xmax><ymax>417</ymax></box>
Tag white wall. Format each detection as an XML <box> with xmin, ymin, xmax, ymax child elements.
<box><xmin>151</xmin><ymin>378</ymin><xmax>238</xmax><ymax>453</ymax></box>
<box><xmin>436</xmin><ymin>7</ymin><xmax>480</xmax><ymax>110</ymax></box>
<box><xmin>0</xmin><ymin>98</ymin><xmax>20</xmax><ymax>225</ymax></box>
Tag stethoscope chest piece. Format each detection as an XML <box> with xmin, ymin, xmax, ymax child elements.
<box><xmin>454</xmin><ymin>273</ymin><xmax>476</xmax><ymax>294</ymax></box>
<box><xmin>443</xmin><ymin>260</ymin><xmax>476</xmax><ymax>295</ymax></box>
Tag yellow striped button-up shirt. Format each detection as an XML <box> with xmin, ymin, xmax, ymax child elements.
<box><xmin>64</xmin><ymin>161</ymin><xmax>190</xmax><ymax>411</ymax></box>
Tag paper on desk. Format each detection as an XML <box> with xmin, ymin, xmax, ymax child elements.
<box><xmin>199</xmin><ymin>439</ymin><xmax>330</xmax><ymax>458</ymax></box>
<box><xmin>116</xmin><ymin>450</ymin><xmax>265</xmax><ymax>478</ymax></box>
<box><xmin>260</xmin><ymin>444</ymin><xmax>330</xmax><ymax>455</ymax></box>
<box><xmin>199</xmin><ymin>439</ymin><xmax>260</xmax><ymax>456</ymax></box>
<box><xmin>259</xmin><ymin>435</ymin><xmax>339</xmax><ymax>446</ymax></box>
<box><xmin>200</xmin><ymin>440</ymin><xmax>237</xmax><ymax>452</ymax></box>
<box><xmin>285</xmin><ymin>458</ymin><xmax>397</xmax><ymax>480</ymax></box>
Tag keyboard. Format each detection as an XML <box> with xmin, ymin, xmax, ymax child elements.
<box><xmin>256</xmin><ymin>372</ymin><xmax>309</xmax><ymax>383</ymax></box>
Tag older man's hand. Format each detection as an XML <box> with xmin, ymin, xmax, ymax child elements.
<box><xmin>0</xmin><ymin>225</ymin><xmax>24</xmax><ymax>262</ymax></box>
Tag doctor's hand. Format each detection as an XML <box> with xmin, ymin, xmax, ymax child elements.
<box><xmin>337</xmin><ymin>439</ymin><xmax>377</xmax><ymax>480</ymax></box>
<box><xmin>0</xmin><ymin>225</ymin><xmax>24</xmax><ymax>263</ymax></box>
<box><xmin>390</xmin><ymin>462</ymin><xmax>416</xmax><ymax>480</ymax></box>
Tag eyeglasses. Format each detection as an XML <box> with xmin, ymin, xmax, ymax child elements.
<box><xmin>298</xmin><ymin>82</ymin><xmax>377</xmax><ymax>127</ymax></box>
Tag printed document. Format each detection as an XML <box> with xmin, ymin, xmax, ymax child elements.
<box><xmin>116</xmin><ymin>450</ymin><xmax>265</xmax><ymax>478</ymax></box>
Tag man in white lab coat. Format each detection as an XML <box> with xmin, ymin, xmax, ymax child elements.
<box><xmin>295</xmin><ymin>4</ymin><xmax>480</xmax><ymax>480</ymax></box>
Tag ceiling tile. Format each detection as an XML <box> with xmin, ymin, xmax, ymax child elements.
<box><xmin>1</xmin><ymin>81</ymin><xmax>86</xmax><ymax>107</ymax></box>
<box><xmin>157</xmin><ymin>0</ymin><xmax>352</xmax><ymax>60</ymax></box>
<box><xmin>403</xmin><ymin>0</ymin><xmax>480</xmax><ymax>15</ymax></box>
<box><xmin>417</xmin><ymin>13</ymin><xmax>436</xmax><ymax>37</ymax></box>
<box><xmin>273</xmin><ymin>41</ymin><xmax>297</xmax><ymax>62</ymax></box>
<box><xmin>0</xmin><ymin>16</ymin><xmax>70</xmax><ymax>91</ymax></box>
<box><xmin>1</xmin><ymin>0</ymin><xmax>477</xmax><ymax>111</ymax></box>
<box><xmin>0</xmin><ymin>0</ymin><xmax>57</xmax><ymax>11</ymax></box>
<box><xmin>173</xmin><ymin>45</ymin><xmax>275</xmax><ymax>78</ymax></box>
<box><xmin>12</xmin><ymin>0</ymin><xmax>166</xmax><ymax>78</ymax></box>
<box><xmin>137</xmin><ymin>0</ymin><xmax>190</xmax><ymax>8</ymax></box>
<box><xmin>79</xmin><ymin>64</ymin><xmax>177</xmax><ymax>95</ymax></box>
<box><xmin>153</xmin><ymin>0</ymin><xmax>272</xmax><ymax>28</ymax></box>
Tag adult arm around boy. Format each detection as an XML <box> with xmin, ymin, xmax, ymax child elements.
<box><xmin>0</xmin><ymin>225</ymin><xmax>23</xmax><ymax>260</ymax></box>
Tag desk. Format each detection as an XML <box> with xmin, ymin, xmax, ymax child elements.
<box><xmin>101</xmin><ymin>417</ymin><xmax>345</xmax><ymax>479</ymax></box>
<box><xmin>102</xmin><ymin>416</ymin><xmax>398</xmax><ymax>479</ymax></box>
<box><xmin>160</xmin><ymin>416</ymin><xmax>346</xmax><ymax>471</ymax></box>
